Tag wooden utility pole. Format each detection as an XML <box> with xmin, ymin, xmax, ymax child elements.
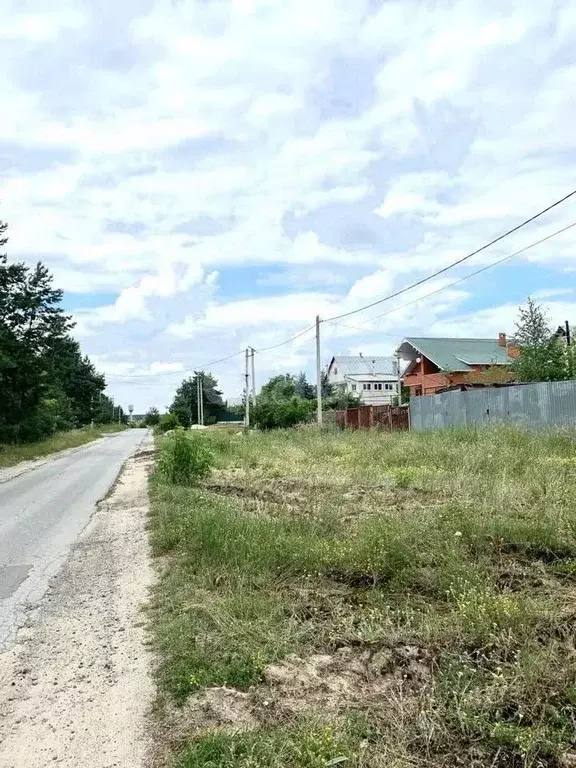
<box><xmin>244</xmin><ymin>348</ymin><xmax>250</xmax><ymax>428</ymax></box>
<box><xmin>316</xmin><ymin>315</ymin><xmax>322</xmax><ymax>426</ymax></box>
<box><xmin>199</xmin><ymin>373</ymin><xmax>204</xmax><ymax>426</ymax></box>
<box><xmin>250</xmin><ymin>348</ymin><xmax>256</xmax><ymax>408</ymax></box>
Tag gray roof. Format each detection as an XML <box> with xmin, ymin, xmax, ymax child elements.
<box><xmin>329</xmin><ymin>355</ymin><xmax>397</xmax><ymax>376</ymax></box>
<box><xmin>398</xmin><ymin>337</ymin><xmax>513</xmax><ymax>373</ymax></box>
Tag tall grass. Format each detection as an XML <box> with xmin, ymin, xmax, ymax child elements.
<box><xmin>0</xmin><ymin>424</ymin><xmax>129</xmax><ymax>468</ymax></box>
<box><xmin>149</xmin><ymin>426</ymin><xmax>576</xmax><ymax>767</ymax></box>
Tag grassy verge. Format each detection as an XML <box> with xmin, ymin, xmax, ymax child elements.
<box><xmin>149</xmin><ymin>426</ymin><xmax>576</xmax><ymax>767</ymax></box>
<box><xmin>0</xmin><ymin>424</ymin><xmax>129</xmax><ymax>468</ymax></box>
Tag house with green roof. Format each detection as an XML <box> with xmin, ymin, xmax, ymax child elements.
<box><xmin>397</xmin><ymin>334</ymin><xmax>518</xmax><ymax>396</ymax></box>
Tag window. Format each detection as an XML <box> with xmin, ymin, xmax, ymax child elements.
<box><xmin>363</xmin><ymin>382</ymin><xmax>371</xmax><ymax>391</ymax></box>
<box><xmin>351</xmin><ymin>383</ymin><xmax>357</xmax><ymax>391</ymax></box>
<box><xmin>374</xmin><ymin>383</ymin><xmax>382</xmax><ymax>391</ymax></box>
<box><xmin>333</xmin><ymin>367</ymin><xmax>338</xmax><ymax>375</ymax></box>
<box><xmin>385</xmin><ymin>383</ymin><xmax>394</xmax><ymax>391</ymax></box>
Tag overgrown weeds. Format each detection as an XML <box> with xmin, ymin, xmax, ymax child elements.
<box><xmin>158</xmin><ymin>431</ymin><xmax>214</xmax><ymax>486</ymax></box>
<box><xmin>149</xmin><ymin>426</ymin><xmax>576</xmax><ymax>767</ymax></box>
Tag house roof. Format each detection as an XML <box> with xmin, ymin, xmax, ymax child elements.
<box><xmin>398</xmin><ymin>338</ymin><xmax>512</xmax><ymax>373</ymax></box>
<box><xmin>329</xmin><ymin>355</ymin><xmax>397</xmax><ymax>376</ymax></box>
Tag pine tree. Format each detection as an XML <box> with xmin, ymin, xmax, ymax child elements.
<box><xmin>0</xmin><ymin>213</ymin><xmax>108</xmax><ymax>441</ymax></box>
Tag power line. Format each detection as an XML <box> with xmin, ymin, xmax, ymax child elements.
<box><xmin>322</xmin><ymin>189</ymin><xmax>576</xmax><ymax>323</ymax></box>
<box><xmin>325</xmin><ymin>221</ymin><xmax>576</xmax><ymax>332</ymax></box>
<box><xmin>106</xmin><ymin>349</ymin><xmax>245</xmax><ymax>380</ymax></box>
<box><xmin>105</xmin><ymin>193</ymin><xmax>576</xmax><ymax>385</ymax></box>
<box><xmin>254</xmin><ymin>323</ymin><xmax>316</xmax><ymax>353</ymax></box>
<box><xmin>106</xmin><ymin>323</ymin><xmax>317</xmax><ymax>380</ymax></box>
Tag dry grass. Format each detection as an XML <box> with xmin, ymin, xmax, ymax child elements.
<box><xmin>149</xmin><ymin>426</ymin><xmax>576</xmax><ymax>768</ymax></box>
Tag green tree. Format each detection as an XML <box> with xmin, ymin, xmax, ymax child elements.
<box><xmin>253</xmin><ymin>397</ymin><xmax>314</xmax><ymax>429</ymax></box>
<box><xmin>260</xmin><ymin>374</ymin><xmax>299</xmax><ymax>401</ymax></box>
<box><xmin>44</xmin><ymin>336</ymin><xmax>106</xmax><ymax>426</ymax></box>
<box><xmin>513</xmin><ymin>298</ymin><xmax>573</xmax><ymax>383</ymax></box>
<box><xmin>515</xmin><ymin>297</ymin><xmax>552</xmax><ymax>346</ymax></box>
<box><xmin>159</xmin><ymin>412</ymin><xmax>180</xmax><ymax>432</ymax></box>
<box><xmin>0</xmin><ymin>225</ymin><xmax>75</xmax><ymax>441</ymax></box>
<box><xmin>170</xmin><ymin>372</ymin><xmax>224</xmax><ymax>427</ymax></box>
<box><xmin>260</xmin><ymin>372</ymin><xmax>318</xmax><ymax>402</ymax></box>
<box><xmin>144</xmin><ymin>407</ymin><xmax>161</xmax><ymax>426</ymax></box>
<box><xmin>0</xmin><ymin>214</ymin><xmax>109</xmax><ymax>441</ymax></box>
<box><xmin>319</xmin><ymin>371</ymin><xmax>358</xmax><ymax>409</ymax></box>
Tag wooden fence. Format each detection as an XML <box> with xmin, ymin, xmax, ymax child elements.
<box><xmin>334</xmin><ymin>404</ymin><xmax>409</xmax><ymax>431</ymax></box>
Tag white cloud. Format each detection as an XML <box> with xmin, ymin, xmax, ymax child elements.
<box><xmin>2</xmin><ymin>0</ymin><xmax>576</xmax><ymax>410</ymax></box>
<box><xmin>1</xmin><ymin>8</ymin><xmax>86</xmax><ymax>42</ymax></box>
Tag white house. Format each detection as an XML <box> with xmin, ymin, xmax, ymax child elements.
<box><xmin>326</xmin><ymin>355</ymin><xmax>399</xmax><ymax>405</ymax></box>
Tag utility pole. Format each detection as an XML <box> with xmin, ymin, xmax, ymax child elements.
<box><xmin>111</xmin><ymin>396</ymin><xmax>115</xmax><ymax>425</ymax></box>
<box><xmin>199</xmin><ymin>373</ymin><xmax>204</xmax><ymax>426</ymax></box>
<box><xmin>196</xmin><ymin>374</ymin><xmax>201</xmax><ymax>426</ymax></box>
<box><xmin>250</xmin><ymin>347</ymin><xmax>256</xmax><ymax>407</ymax></box>
<box><xmin>244</xmin><ymin>348</ymin><xmax>250</xmax><ymax>428</ymax></box>
<box><xmin>396</xmin><ymin>351</ymin><xmax>402</xmax><ymax>405</ymax></box>
<box><xmin>316</xmin><ymin>315</ymin><xmax>322</xmax><ymax>426</ymax></box>
<box><xmin>566</xmin><ymin>320</ymin><xmax>571</xmax><ymax>346</ymax></box>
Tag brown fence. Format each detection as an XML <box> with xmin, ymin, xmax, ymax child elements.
<box><xmin>334</xmin><ymin>405</ymin><xmax>409</xmax><ymax>431</ymax></box>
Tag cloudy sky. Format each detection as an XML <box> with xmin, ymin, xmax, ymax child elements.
<box><xmin>2</xmin><ymin>0</ymin><xmax>576</xmax><ymax>411</ymax></box>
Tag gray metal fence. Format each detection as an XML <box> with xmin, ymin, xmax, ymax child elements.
<box><xmin>410</xmin><ymin>381</ymin><xmax>576</xmax><ymax>432</ymax></box>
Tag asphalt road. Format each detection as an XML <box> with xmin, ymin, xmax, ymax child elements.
<box><xmin>0</xmin><ymin>429</ymin><xmax>146</xmax><ymax>651</ymax></box>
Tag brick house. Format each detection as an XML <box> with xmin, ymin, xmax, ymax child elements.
<box><xmin>398</xmin><ymin>334</ymin><xmax>518</xmax><ymax>397</ymax></box>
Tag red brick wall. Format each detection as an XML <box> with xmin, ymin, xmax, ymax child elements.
<box><xmin>404</xmin><ymin>363</ymin><xmax>512</xmax><ymax>395</ymax></box>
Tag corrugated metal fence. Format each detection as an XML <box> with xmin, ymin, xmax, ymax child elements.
<box><xmin>410</xmin><ymin>380</ymin><xmax>576</xmax><ymax>432</ymax></box>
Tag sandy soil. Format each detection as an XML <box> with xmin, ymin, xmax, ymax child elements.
<box><xmin>0</xmin><ymin>435</ymin><xmax>155</xmax><ymax>768</ymax></box>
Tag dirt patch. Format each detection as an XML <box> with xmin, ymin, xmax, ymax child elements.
<box><xmin>203</xmin><ymin>479</ymin><xmax>306</xmax><ymax>506</ymax></box>
<box><xmin>0</xmin><ymin>434</ymin><xmax>156</xmax><ymax>768</ymax></box>
<box><xmin>161</xmin><ymin>644</ymin><xmax>429</xmax><ymax>756</ymax></box>
<box><xmin>256</xmin><ymin>645</ymin><xmax>429</xmax><ymax>721</ymax></box>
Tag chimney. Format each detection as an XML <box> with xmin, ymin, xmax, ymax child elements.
<box><xmin>498</xmin><ymin>332</ymin><xmax>507</xmax><ymax>347</ymax></box>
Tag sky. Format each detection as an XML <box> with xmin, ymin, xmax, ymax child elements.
<box><xmin>1</xmin><ymin>0</ymin><xmax>576</xmax><ymax>412</ymax></box>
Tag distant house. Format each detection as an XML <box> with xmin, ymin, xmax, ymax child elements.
<box><xmin>326</xmin><ymin>355</ymin><xmax>399</xmax><ymax>405</ymax></box>
<box><xmin>398</xmin><ymin>334</ymin><xmax>518</xmax><ymax>397</ymax></box>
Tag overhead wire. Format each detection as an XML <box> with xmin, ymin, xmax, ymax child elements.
<box><xmin>106</xmin><ymin>191</ymin><xmax>576</xmax><ymax>386</ymax></box>
<box><xmin>322</xmin><ymin>189</ymin><xmax>576</xmax><ymax>324</ymax></box>
<box><xmin>254</xmin><ymin>323</ymin><xmax>317</xmax><ymax>353</ymax></box>
<box><xmin>106</xmin><ymin>349</ymin><xmax>245</xmax><ymax>380</ymax></box>
<box><xmin>324</xmin><ymin>221</ymin><xmax>576</xmax><ymax>333</ymax></box>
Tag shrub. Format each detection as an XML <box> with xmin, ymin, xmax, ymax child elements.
<box><xmin>159</xmin><ymin>412</ymin><xmax>180</xmax><ymax>433</ymax></box>
<box><xmin>144</xmin><ymin>407</ymin><xmax>161</xmax><ymax>427</ymax></box>
<box><xmin>158</xmin><ymin>431</ymin><xmax>214</xmax><ymax>485</ymax></box>
<box><xmin>253</xmin><ymin>397</ymin><xmax>314</xmax><ymax>430</ymax></box>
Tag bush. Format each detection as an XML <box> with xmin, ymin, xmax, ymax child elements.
<box><xmin>158</xmin><ymin>431</ymin><xmax>214</xmax><ymax>485</ymax></box>
<box><xmin>144</xmin><ymin>407</ymin><xmax>161</xmax><ymax>427</ymax></box>
<box><xmin>253</xmin><ymin>397</ymin><xmax>314</xmax><ymax>430</ymax></box>
<box><xmin>159</xmin><ymin>413</ymin><xmax>180</xmax><ymax>433</ymax></box>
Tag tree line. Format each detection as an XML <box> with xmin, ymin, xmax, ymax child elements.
<box><xmin>146</xmin><ymin>368</ymin><xmax>356</xmax><ymax>431</ymax></box>
<box><xmin>0</xmin><ymin>215</ymin><xmax>120</xmax><ymax>443</ymax></box>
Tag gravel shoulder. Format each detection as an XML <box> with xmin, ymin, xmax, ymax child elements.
<box><xmin>0</xmin><ymin>435</ymin><xmax>155</xmax><ymax>768</ymax></box>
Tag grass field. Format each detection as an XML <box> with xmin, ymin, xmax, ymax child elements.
<box><xmin>0</xmin><ymin>423</ymin><xmax>129</xmax><ymax>468</ymax></box>
<box><xmin>149</xmin><ymin>426</ymin><xmax>576</xmax><ymax>768</ymax></box>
